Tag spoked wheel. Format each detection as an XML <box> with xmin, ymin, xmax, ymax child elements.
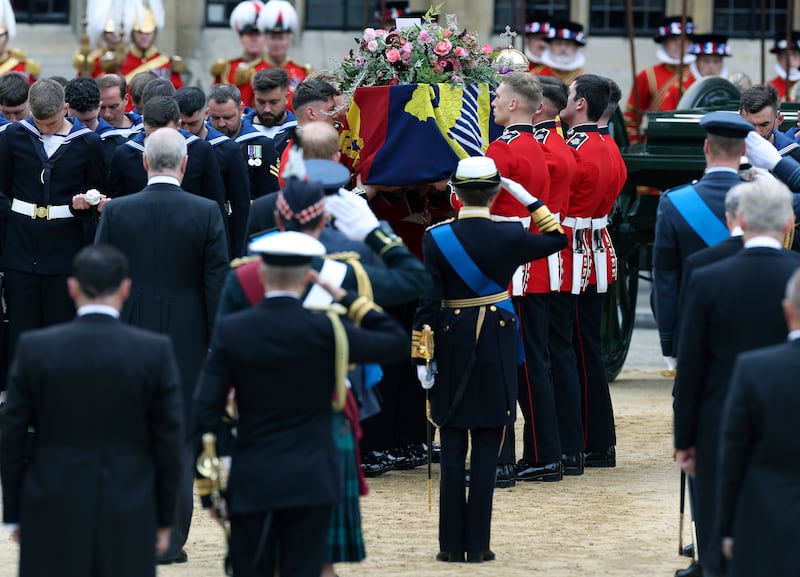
<box><xmin>602</xmin><ymin>245</ymin><xmax>640</xmax><ymax>382</ymax></box>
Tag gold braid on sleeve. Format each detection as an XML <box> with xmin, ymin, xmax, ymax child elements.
<box><xmin>531</xmin><ymin>205</ymin><xmax>564</xmax><ymax>235</ymax></box>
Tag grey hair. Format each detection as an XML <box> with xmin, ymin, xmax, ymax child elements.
<box><xmin>144</xmin><ymin>127</ymin><xmax>187</xmax><ymax>173</ymax></box>
<box><xmin>738</xmin><ymin>178</ymin><xmax>793</xmax><ymax>235</ymax></box>
<box><xmin>785</xmin><ymin>268</ymin><xmax>800</xmax><ymax>317</ymax></box>
<box><xmin>724</xmin><ymin>182</ymin><xmax>744</xmax><ymax>217</ymax></box>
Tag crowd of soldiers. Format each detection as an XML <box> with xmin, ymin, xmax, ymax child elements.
<box><xmin>1</xmin><ymin>1</ymin><xmax>800</xmax><ymax>576</ymax></box>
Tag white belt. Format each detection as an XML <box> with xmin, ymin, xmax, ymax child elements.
<box><xmin>11</xmin><ymin>199</ymin><xmax>73</xmax><ymax>220</ymax></box>
<box><xmin>591</xmin><ymin>215</ymin><xmax>608</xmax><ymax>230</ymax></box>
<box><xmin>561</xmin><ymin>216</ymin><xmax>591</xmax><ymax>229</ymax></box>
<box><xmin>491</xmin><ymin>214</ymin><xmax>531</xmax><ymax>228</ymax></box>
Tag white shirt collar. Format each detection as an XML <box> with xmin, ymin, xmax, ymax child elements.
<box><xmin>744</xmin><ymin>236</ymin><xmax>782</xmax><ymax>250</ymax></box>
<box><xmin>730</xmin><ymin>226</ymin><xmax>744</xmax><ymax>237</ymax></box>
<box><xmin>147</xmin><ymin>175</ymin><xmax>181</xmax><ymax>187</ymax></box>
<box><xmin>77</xmin><ymin>304</ymin><xmax>120</xmax><ymax>318</ymax></box>
<box><xmin>704</xmin><ymin>166</ymin><xmax>738</xmax><ymax>175</ymax></box>
<box><xmin>266</xmin><ymin>290</ymin><xmax>300</xmax><ymax>299</ymax></box>
<box><xmin>788</xmin><ymin>329</ymin><xmax>800</xmax><ymax>341</ymax></box>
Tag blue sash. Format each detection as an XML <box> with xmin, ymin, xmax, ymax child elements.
<box><xmin>668</xmin><ymin>184</ymin><xmax>729</xmax><ymax>247</ymax></box>
<box><xmin>429</xmin><ymin>223</ymin><xmax>523</xmax><ymax>361</ymax></box>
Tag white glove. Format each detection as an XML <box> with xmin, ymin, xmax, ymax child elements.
<box><xmin>500</xmin><ymin>176</ymin><xmax>539</xmax><ymax>208</ymax></box>
<box><xmin>663</xmin><ymin>356</ymin><xmax>678</xmax><ymax>371</ymax></box>
<box><xmin>417</xmin><ymin>365</ymin><xmax>435</xmax><ymax>389</ymax></box>
<box><xmin>745</xmin><ymin>131</ymin><xmax>782</xmax><ymax>171</ymax></box>
<box><xmin>84</xmin><ymin>189</ymin><xmax>102</xmax><ymax>206</ymax></box>
<box><xmin>325</xmin><ymin>189</ymin><xmax>380</xmax><ymax>242</ymax></box>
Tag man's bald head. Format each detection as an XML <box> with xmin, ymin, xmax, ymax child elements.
<box><xmin>296</xmin><ymin>120</ymin><xmax>341</xmax><ymax>161</ymax></box>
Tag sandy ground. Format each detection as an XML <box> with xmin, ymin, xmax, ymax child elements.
<box><xmin>0</xmin><ymin>367</ymin><xmax>692</xmax><ymax>577</ymax></box>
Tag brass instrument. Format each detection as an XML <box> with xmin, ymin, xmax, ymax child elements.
<box><xmin>195</xmin><ymin>432</ymin><xmax>233</xmax><ymax>576</ymax></box>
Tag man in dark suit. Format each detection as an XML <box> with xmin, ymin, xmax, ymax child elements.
<box><xmin>412</xmin><ymin>157</ymin><xmax>566</xmax><ymax>563</ymax></box>
<box><xmin>653</xmin><ymin>111</ymin><xmax>752</xmax><ymax>373</ymax></box>
<box><xmin>674</xmin><ymin>177</ymin><xmax>800</xmax><ymax>577</ymax></box>
<box><xmin>716</xmin><ymin>268</ymin><xmax>800</xmax><ymax>577</ymax></box>
<box><xmin>1</xmin><ymin>244</ymin><xmax>183</xmax><ymax>577</ymax></box>
<box><xmin>193</xmin><ymin>229</ymin><xmax>408</xmax><ymax>577</ymax></box>
<box><xmin>95</xmin><ymin>127</ymin><xmax>229</xmax><ymax>564</ymax></box>
<box><xmin>107</xmin><ymin>95</ymin><xmax>227</xmax><ymax>221</ymax></box>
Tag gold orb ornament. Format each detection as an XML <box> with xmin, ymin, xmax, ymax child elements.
<box><xmin>494</xmin><ymin>25</ymin><xmax>528</xmax><ymax>72</ymax></box>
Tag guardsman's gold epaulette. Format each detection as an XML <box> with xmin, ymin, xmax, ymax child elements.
<box><xmin>234</xmin><ymin>64</ymin><xmax>256</xmax><ymax>86</ymax></box>
<box><xmin>24</xmin><ymin>58</ymin><xmax>40</xmax><ymax>78</ymax></box>
<box><xmin>425</xmin><ymin>217</ymin><xmax>455</xmax><ymax>232</ymax></box>
<box><xmin>229</xmin><ymin>256</ymin><xmax>260</xmax><ymax>268</ymax></box>
<box><xmin>8</xmin><ymin>48</ymin><xmax>27</xmax><ymax>59</ymax></box>
<box><xmin>210</xmin><ymin>58</ymin><xmax>228</xmax><ymax>78</ymax></box>
<box><xmin>171</xmin><ymin>55</ymin><xmax>187</xmax><ymax>74</ymax></box>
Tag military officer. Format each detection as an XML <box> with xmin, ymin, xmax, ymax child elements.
<box><xmin>412</xmin><ymin>157</ymin><xmax>565</xmax><ymax>563</ymax></box>
<box><xmin>0</xmin><ymin>0</ymin><xmax>39</xmax><ymax>84</ymax></box>
<box><xmin>210</xmin><ymin>1</ymin><xmax>267</xmax><ymax>110</ymax></box>
<box><xmin>536</xmin><ymin>21</ymin><xmax>586</xmax><ymax>85</ymax></box>
<box><xmin>119</xmin><ymin>0</ymin><xmax>185</xmax><ymax>108</ymax></box>
<box><xmin>256</xmin><ymin>0</ymin><xmax>312</xmax><ymax>109</ymax></box>
<box><xmin>768</xmin><ymin>31</ymin><xmax>800</xmax><ymax>102</ymax></box>
<box><xmin>624</xmin><ymin>16</ymin><xmax>696</xmax><ymax>145</ymax></box>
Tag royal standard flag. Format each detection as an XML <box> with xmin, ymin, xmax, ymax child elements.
<box><xmin>341</xmin><ymin>83</ymin><xmax>497</xmax><ymax>187</ymax></box>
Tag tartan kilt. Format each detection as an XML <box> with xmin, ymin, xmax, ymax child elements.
<box><xmin>326</xmin><ymin>411</ymin><xmax>366</xmax><ymax>563</ymax></box>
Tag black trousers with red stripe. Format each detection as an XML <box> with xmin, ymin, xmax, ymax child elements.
<box><xmin>499</xmin><ymin>294</ymin><xmax>561</xmax><ymax>466</ymax></box>
<box><xmin>573</xmin><ymin>285</ymin><xmax>616</xmax><ymax>452</ymax></box>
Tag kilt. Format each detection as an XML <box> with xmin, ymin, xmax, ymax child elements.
<box><xmin>326</xmin><ymin>411</ymin><xmax>366</xmax><ymax>563</ymax></box>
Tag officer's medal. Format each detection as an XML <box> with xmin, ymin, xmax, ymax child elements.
<box><xmin>247</xmin><ymin>144</ymin><xmax>263</xmax><ymax>167</ymax></box>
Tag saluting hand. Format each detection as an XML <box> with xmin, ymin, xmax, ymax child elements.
<box><xmin>309</xmin><ymin>270</ymin><xmax>346</xmax><ymax>302</ymax></box>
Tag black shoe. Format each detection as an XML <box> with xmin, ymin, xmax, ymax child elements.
<box><xmin>436</xmin><ymin>551</ymin><xmax>464</xmax><ymax>562</ymax></box>
<box><xmin>361</xmin><ymin>461</ymin><xmax>387</xmax><ymax>478</ymax></box>
<box><xmin>515</xmin><ymin>460</ymin><xmax>562</xmax><ymax>482</ymax></box>
<box><xmin>431</xmin><ymin>442</ymin><xmax>441</xmax><ymax>463</ymax></box>
<box><xmin>561</xmin><ymin>452</ymin><xmax>585</xmax><ymax>476</ymax></box>
<box><xmin>584</xmin><ymin>446</ymin><xmax>616</xmax><ymax>468</ymax></box>
<box><xmin>675</xmin><ymin>562</ymin><xmax>702</xmax><ymax>577</ymax></box>
<box><xmin>157</xmin><ymin>549</ymin><xmax>188</xmax><ymax>565</ymax></box>
<box><xmin>466</xmin><ymin>550</ymin><xmax>495</xmax><ymax>563</ymax></box>
<box><xmin>682</xmin><ymin>543</ymin><xmax>694</xmax><ymax>558</ymax></box>
<box><xmin>495</xmin><ymin>464</ymin><xmax>516</xmax><ymax>488</ymax></box>
<box><xmin>362</xmin><ymin>450</ymin><xmax>397</xmax><ymax>472</ymax></box>
<box><xmin>388</xmin><ymin>445</ymin><xmax>426</xmax><ymax>470</ymax></box>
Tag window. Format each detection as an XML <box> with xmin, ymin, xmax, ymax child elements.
<box><xmin>305</xmin><ymin>0</ymin><xmax>373</xmax><ymax>31</ymax></box>
<box><xmin>492</xmin><ymin>0</ymin><xmax>569</xmax><ymax>35</ymax></box>
<box><xmin>206</xmin><ymin>0</ymin><xmax>239</xmax><ymax>27</ymax></box>
<box><xmin>589</xmin><ymin>0</ymin><xmax>665</xmax><ymax>37</ymax></box>
<box><xmin>12</xmin><ymin>0</ymin><xmax>69</xmax><ymax>23</ymax></box>
<box><xmin>713</xmin><ymin>0</ymin><xmax>787</xmax><ymax>38</ymax></box>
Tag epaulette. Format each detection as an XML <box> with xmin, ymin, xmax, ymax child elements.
<box><xmin>426</xmin><ymin>217</ymin><xmax>455</xmax><ymax>232</ymax></box>
<box><xmin>171</xmin><ymin>56</ymin><xmax>187</xmax><ymax>74</ymax></box>
<box><xmin>566</xmin><ymin>131</ymin><xmax>589</xmax><ymax>150</ymax></box>
<box><xmin>306</xmin><ymin>302</ymin><xmax>348</xmax><ymax>316</ymax></box>
<box><xmin>288</xmin><ymin>56</ymin><xmax>313</xmax><ymax>73</ymax></box>
<box><xmin>497</xmin><ymin>130</ymin><xmax>520</xmax><ymax>144</ymax></box>
<box><xmin>534</xmin><ymin>127</ymin><xmax>550</xmax><ymax>144</ymax></box>
<box><xmin>24</xmin><ymin>58</ymin><xmax>40</xmax><ymax>78</ymax></box>
<box><xmin>210</xmin><ymin>58</ymin><xmax>228</xmax><ymax>78</ymax></box>
<box><xmin>8</xmin><ymin>48</ymin><xmax>27</xmax><ymax>59</ymax></box>
<box><xmin>229</xmin><ymin>256</ymin><xmax>260</xmax><ymax>268</ymax></box>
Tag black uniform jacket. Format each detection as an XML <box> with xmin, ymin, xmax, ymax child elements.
<box><xmin>413</xmin><ymin>208</ymin><xmax>566</xmax><ymax>429</ymax></box>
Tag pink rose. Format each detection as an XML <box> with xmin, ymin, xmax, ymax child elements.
<box><xmin>481</xmin><ymin>44</ymin><xmax>492</xmax><ymax>55</ymax></box>
<box><xmin>367</xmin><ymin>40</ymin><xmax>379</xmax><ymax>52</ymax></box>
<box><xmin>453</xmin><ymin>46</ymin><xmax>469</xmax><ymax>58</ymax></box>
<box><xmin>401</xmin><ymin>42</ymin><xmax>412</xmax><ymax>55</ymax></box>
<box><xmin>363</xmin><ymin>27</ymin><xmax>376</xmax><ymax>42</ymax></box>
<box><xmin>386</xmin><ymin>48</ymin><xmax>401</xmax><ymax>63</ymax></box>
<box><xmin>433</xmin><ymin>39</ymin><xmax>452</xmax><ymax>56</ymax></box>
<box><xmin>376</xmin><ymin>29</ymin><xmax>388</xmax><ymax>36</ymax></box>
<box><xmin>418</xmin><ymin>29</ymin><xmax>433</xmax><ymax>43</ymax></box>
<box><xmin>443</xmin><ymin>29</ymin><xmax>452</xmax><ymax>37</ymax></box>
<box><xmin>452</xmin><ymin>75</ymin><xmax>462</xmax><ymax>83</ymax></box>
